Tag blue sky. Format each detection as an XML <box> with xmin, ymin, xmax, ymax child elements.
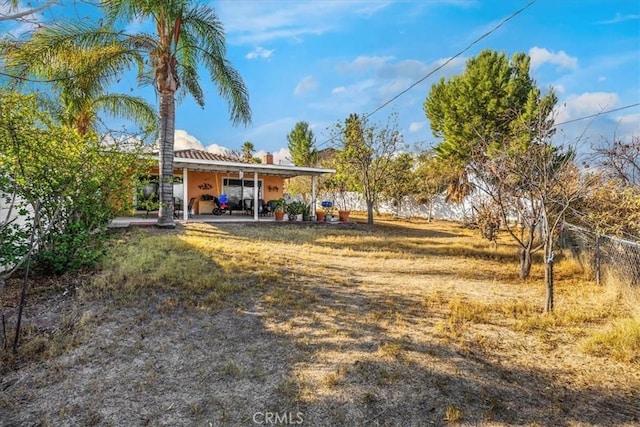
<box><xmin>3</xmin><ymin>0</ymin><xmax>639</xmax><ymax>164</ymax></box>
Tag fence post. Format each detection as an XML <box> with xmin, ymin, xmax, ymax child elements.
<box><xmin>594</xmin><ymin>233</ymin><xmax>601</xmax><ymax>286</ymax></box>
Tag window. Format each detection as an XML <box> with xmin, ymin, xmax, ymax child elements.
<box><xmin>223</xmin><ymin>178</ymin><xmax>263</xmax><ymax>207</ymax></box>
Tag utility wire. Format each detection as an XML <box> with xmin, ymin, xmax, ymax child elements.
<box><xmin>316</xmin><ymin>0</ymin><xmax>538</xmax><ymax>150</ymax></box>
<box><xmin>552</xmin><ymin>103</ymin><xmax>640</xmax><ymax>127</ymax></box>
<box><xmin>365</xmin><ymin>0</ymin><xmax>538</xmax><ymax>120</ymax></box>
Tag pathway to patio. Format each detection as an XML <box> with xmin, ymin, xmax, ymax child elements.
<box><xmin>108</xmin><ymin>212</ymin><xmax>276</xmax><ymax>228</ymax></box>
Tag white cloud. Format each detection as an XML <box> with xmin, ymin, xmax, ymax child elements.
<box><xmin>378</xmin><ymin>78</ymin><xmax>411</xmax><ymax>99</ymax></box>
<box><xmin>431</xmin><ymin>56</ymin><xmax>468</xmax><ymax>74</ymax></box>
<box><xmin>217</xmin><ymin>1</ymin><xmax>393</xmax><ymax>45</ymax></box>
<box><xmin>173</xmin><ymin>131</ymin><xmax>235</xmax><ymax>155</ymax></box>
<box><xmin>555</xmin><ymin>92</ymin><xmax>620</xmax><ymax>124</ymax></box>
<box><xmin>339</xmin><ymin>55</ymin><xmax>395</xmax><ymax>74</ymax></box>
<box><xmin>598</xmin><ymin>76</ymin><xmax>607</xmax><ymax>82</ymax></box>
<box><xmin>205</xmin><ymin>143</ymin><xmax>232</xmax><ymax>156</ymax></box>
<box><xmin>336</xmin><ymin>55</ymin><xmax>466</xmax><ymax>96</ymax></box>
<box><xmin>246</xmin><ymin>46</ymin><xmax>274</xmax><ymax>60</ymax></box>
<box><xmin>616</xmin><ymin>113</ymin><xmax>640</xmax><ymax>126</ymax></box>
<box><xmin>554</xmin><ymin>84</ymin><xmax>566</xmax><ymax>94</ymax></box>
<box><xmin>529</xmin><ymin>47</ymin><xmax>578</xmax><ymax>71</ymax></box>
<box><xmin>597</xmin><ymin>13</ymin><xmax>640</xmax><ymax>25</ymax></box>
<box><xmin>272</xmin><ymin>148</ymin><xmax>292</xmax><ymax>165</ymax></box>
<box><xmin>330</xmin><ymin>78</ymin><xmax>377</xmax><ymax>98</ymax></box>
<box><xmin>409</xmin><ymin>121</ymin><xmax>426</xmax><ymax>133</ymax></box>
<box><xmin>294</xmin><ymin>75</ymin><xmax>318</xmax><ymax>96</ymax></box>
<box><xmin>174</xmin><ymin>129</ymin><xmax>205</xmax><ymax>150</ymax></box>
<box><xmin>332</xmin><ymin>86</ymin><xmax>346</xmax><ymax>94</ymax></box>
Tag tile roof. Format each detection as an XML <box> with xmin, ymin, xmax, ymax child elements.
<box><xmin>174</xmin><ymin>149</ymin><xmax>249</xmax><ymax>163</ymax></box>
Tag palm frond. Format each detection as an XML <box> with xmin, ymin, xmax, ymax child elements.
<box><xmin>178</xmin><ymin>62</ymin><xmax>203</xmax><ymax>106</ymax></box>
<box><xmin>203</xmin><ymin>54</ymin><xmax>251</xmax><ymax>126</ymax></box>
<box><xmin>179</xmin><ymin>2</ymin><xmax>251</xmax><ymax>125</ymax></box>
<box><xmin>93</xmin><ymin>93</ymin><xmax>158</xmax><ymax>135</ymax></box>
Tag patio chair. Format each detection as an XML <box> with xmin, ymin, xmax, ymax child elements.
<box><xmin>258</xmin><ymin>199</ymin><xmax>268</xmax><ymax>216</ymax></box>
<box><xmin>264</xmin><ymin>200</ymin><xmax>276</xmax><ymax>216</ymax></box>
<box><xmin>187</xmin><ymin>197</ymin><xmax>196</xmax><ymax>218</ymax></box>
<box><xmin>173</xmin><ymin>197</ymin><xmax>183</xmax><ymax>218</ymax></box>
<box><xmin>250</xmin><ymin>199</ymin><xmax>269</xmax><ymax>216</ymax></box>
<box><xmin>243</xmin><ymin>199</ymin><xmax>252</xmax><ymax>215</ymax></box>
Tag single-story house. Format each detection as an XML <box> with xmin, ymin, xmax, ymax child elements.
<box><xmin>149</xmin><ymin>149</ymin><xmax>335</xmax><ymax>221</ymax></box>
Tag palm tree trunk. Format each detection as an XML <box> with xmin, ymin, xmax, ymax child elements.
<box><xmin>157</xmin><ymin>91</ymin><xmax>176</xmax><ymax>228</ymax></box>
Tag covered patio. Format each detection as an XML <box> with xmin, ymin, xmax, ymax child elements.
<box><xmin>155</xmin><ymin>149</ymin><xmax>335</xmax><ymax>222</ymax></box>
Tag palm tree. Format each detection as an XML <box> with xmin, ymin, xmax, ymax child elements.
<box><xmin>241</xmin><ymin>141</ymin><xmax>255</xmax><ymax>162</ymax></box>
<box><xmin>102</xmin><ymin>0</ymin><xmax>252</xmax><ymax>227</ymax></box>
<box><xmin>3</xmin><ymin>35</ymin><xmax>157</xmax><ymax>136</ymax></box>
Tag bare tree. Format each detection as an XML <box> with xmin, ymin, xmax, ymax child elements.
<box><xmin>593</xmin><ymin>136</ymin><xmax>639</xmax><ymax>185</ymax></box>
<box><xmin>581</xmin><ymin>136</ymin><xmax>640</xmax><ymax>237</ymax></box>
<box><xmin>0</xmin><ymin>0</ymin><xmax>57</xmax><ymax>23</ymax></box>
<box><xmin>481</xmin><ymin>140</ymin><xmax>586</xmax><ymax>311</ymax></box>
<box><xmin>331</xmin><ymin>113</ymin><xmax>404</xmax><ymax>225</ymax></box>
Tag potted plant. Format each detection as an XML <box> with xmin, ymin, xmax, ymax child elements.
<box><xmin>286</xmin><ymin>201</ymin><xmax>305</xmax><ymax>221</ymax></box>
<box><xmin>272</xmin><ymin>198</ymin><xmax>285</xmax><ymax>221</ymax></box>
<box><xmin>302</xmin><ymin>204</ymin><xmax>313</xmax><ymax>221</ymax></box>
<box><xmin>321</xmin><ymin>200</ymin><xmax>336</xmax><ymax>222</ymax></box>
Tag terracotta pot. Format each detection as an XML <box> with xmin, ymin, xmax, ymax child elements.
<box><xmin>316</xmin><ymin>211</ymin><xmax>325</xmax><ymax>222</ymax></box>
<box><xmin>275</xmin><ymin>211</ymin><xmax>285</xmax><ymax>221</ymax></box>
<box><xmin>338</xmin><ymin>210</ymin><xmax>350</xmax><ymax>222</ymax></box>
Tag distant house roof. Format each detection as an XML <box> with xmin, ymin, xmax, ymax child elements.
<box><xmin>154</xmin><ymin>148</ymin><xmax>335</xmax><ymax>178</ymax></box>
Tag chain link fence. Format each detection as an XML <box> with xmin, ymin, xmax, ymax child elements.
<box><xmin>562</xmin><ymin>224</ymin><xmax>640</xmax><ymax>287</ymax></box>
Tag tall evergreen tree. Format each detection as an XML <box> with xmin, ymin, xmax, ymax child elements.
<box><xmin>425</xmin><ymin>49</ymin><xmax>555</xmax><ymax>203</ymax></box>
<box><xmin>287</xmin><ymin>121</ymin><xmax>318</xmax><ymax>167</ymax></box>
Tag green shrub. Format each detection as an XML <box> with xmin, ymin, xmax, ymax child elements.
<box><xmin>36</xmin><ymin>222</ymin><xmax>106</xmax><ymax>274</ymax></box>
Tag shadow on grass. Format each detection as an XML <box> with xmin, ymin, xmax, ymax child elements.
<box><xmin>256</xmin><ymin>258</ymin><xmax>640</xmax><ymax>426</ymax></box>
<box><xmin>4</xmin><ymin>223</ymin><xmax>636</xmax><ymax>426</ymax></box>
<box><xmin>1</xmin><ymin>227</ymin><xmax>299</xmax><ymax>426</ymax></box>
<box><xmin>215</xmin><ymin>221</ymin><xmax>529</xmax><ymax>266</ymax></box>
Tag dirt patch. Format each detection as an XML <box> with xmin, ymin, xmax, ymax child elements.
<box><xmin>2</xmin><ymin>296</ymin><xmax>300</xmax><ymax>426</ymax></box>
<box><xmin>1</xmin><ymin>221</ymin><xmax>639</xmax><ymax>426</ymax></box>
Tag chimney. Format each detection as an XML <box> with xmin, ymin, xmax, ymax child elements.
<box><xmin>263</xmin><ymin>153</ymin><xmax>273</xmax><ymax>164</ymax></box>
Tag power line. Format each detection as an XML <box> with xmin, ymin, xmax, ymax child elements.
<box><xmin>316</xmin><ymin>102</ymin><xmax>639</xmax><ymax>152</ymax></box>
<box><xmin>553</xmin><ymin>103</ymin><xmax>640</xmax><ymax>127</ymax></box>
<box><xmin>365</xmin><ymin>0</ymin><xmax>537</xmax><ymax>120</ymax></box>
<box><xmin>316</xmin><ymin>0</ymin><xmax>538</xmax><ymax>150</ymax></box>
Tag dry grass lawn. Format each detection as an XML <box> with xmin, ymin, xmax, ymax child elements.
<box><xmin>1</xmin><ymin>217</ymin><xmax>639</xmax><ymax>426</ymax></box>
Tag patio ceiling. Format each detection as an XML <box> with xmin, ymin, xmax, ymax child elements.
<box><xmin>172</xmin><ymin>157</ymin><xmax>335</xmax><ymax>177</ymax></box>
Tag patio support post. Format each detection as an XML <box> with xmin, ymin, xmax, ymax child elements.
<box><xmin>183</xmin><ymin>167</ymin><xmax>189</xmax><ymax>221</ymax></box>
<box><xmin>253</xmin><ymin>172</ymin><xmax>259</xmax><ymax>221</ymax></box>
<box><xmin>311</xmin><ymin>175</ymin><xmax>317</xmax><ymax>217</ymax></box>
